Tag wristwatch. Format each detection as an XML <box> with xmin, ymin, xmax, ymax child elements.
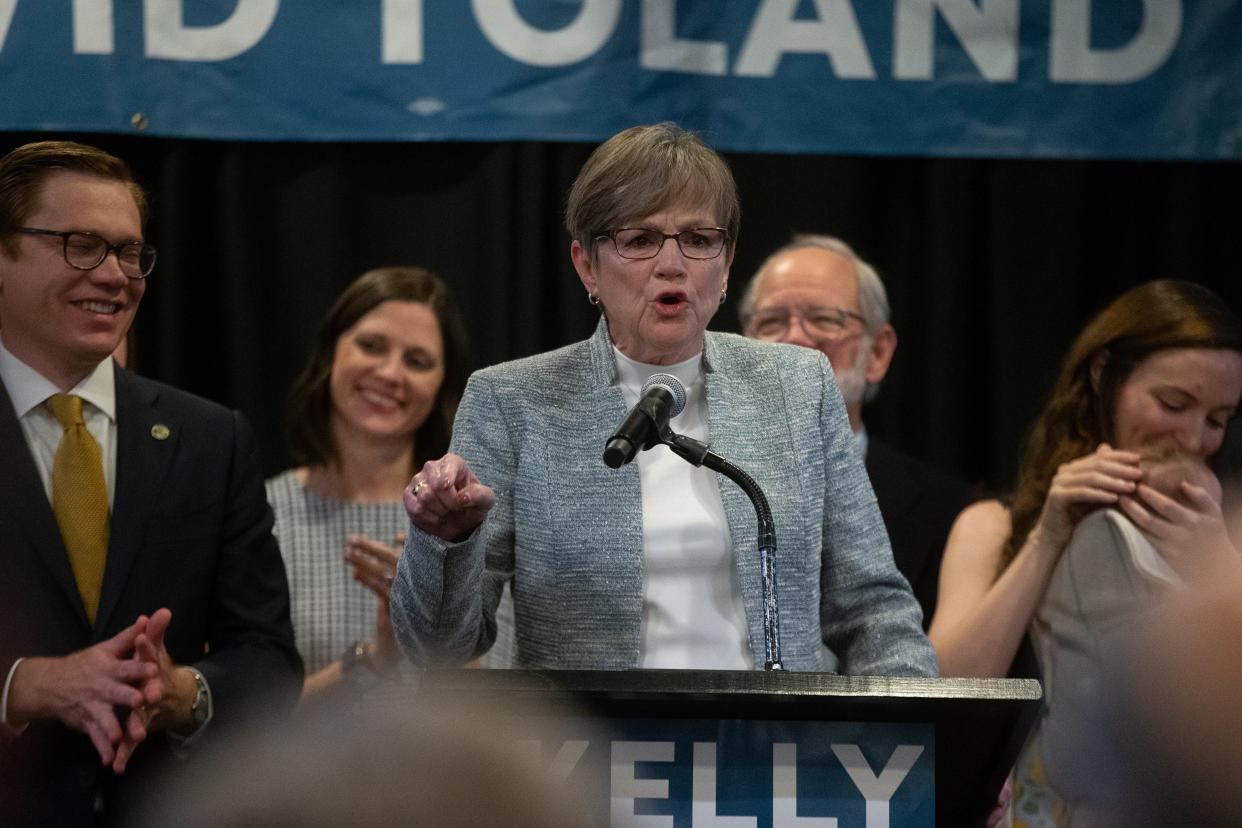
<box><xmin>340</xmin><ymin>640</ymin><xmax>383</xmax><ymax>689</ymax></box>
<box><xmin>186</xmin><ymin>667</ymin><xmax>210</xmax><ymax>731</ymax></box>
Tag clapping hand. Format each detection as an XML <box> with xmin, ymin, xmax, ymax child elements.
<box><xmin>345</xmin><ymin>533</ymin><xmax>405</xmax><ymax>672</ymax></box>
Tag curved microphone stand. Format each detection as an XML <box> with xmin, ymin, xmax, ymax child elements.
<box><xmin>660</xmin><ymin>430</ymin><xmax>783</xmax><ymax>671</ymax></box>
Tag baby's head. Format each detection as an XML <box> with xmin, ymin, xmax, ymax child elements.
<box><xmin>1140</xmin><ymin>445</ymin><xmax>1222</xmax><ymax>506</ymax></box>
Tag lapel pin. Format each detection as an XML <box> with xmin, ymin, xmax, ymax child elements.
<box><xmin>151</xmin><ymin>424</ymin><xmax>171</xmax><ymax>440</ymax></box>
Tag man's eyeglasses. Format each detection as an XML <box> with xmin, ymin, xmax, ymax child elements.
<box><xmin>745</xmin><ymin>306</ymin><xmax>866</xmax><ymax>341</ymax></box>
<box><xmin>596</xmin><ymin>227</ymin><xmax>729</xmax><ymax>260</ymax></box>
<box><xmin>16</xmin><ymin>227</ymin><xmax>157</xmax><ymax>280</ymax></box>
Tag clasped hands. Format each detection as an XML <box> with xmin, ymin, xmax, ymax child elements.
<box><xmin>8</xmin><ymin>607</ymin><xmax>194</xmax><ymax>774</ymax></box>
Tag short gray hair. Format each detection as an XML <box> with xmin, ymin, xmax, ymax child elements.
<box><xmin>565</xmin><ymin>123</ymin><xmax>740</xmax><ymax>257</ymax></box>
<box><xmin>740</xmin><ymin>234</ymin><xmax>892</xmax><ymax>403</ymax></box>
<box><xmin>740</xmin><ymin>233</ymin><xmax>890</xmax><ymax>334</ymax></box>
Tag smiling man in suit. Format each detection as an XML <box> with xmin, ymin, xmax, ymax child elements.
<box><xmin>0</xmin><ymin>140</ymin><xmax>302</xmax><ymax>824</ymax></box>
<box><xmin>740</xmin><ymin>234</ymin><xmax>972</xmax><ymax>628</ymax></box>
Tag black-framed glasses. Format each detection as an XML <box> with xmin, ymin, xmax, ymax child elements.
<box><xmin>745</xmin><ymin>305</ymin><xmax>866</xmax><ymax>341</ymax></box>
<box><xmin>596</xmin><ymin>227</ymin><xmax>730</xmax><ymax>260</ymax></box>
<box><xmin>16</xmin><ymin>227</ymin><xmax>157</xmax><ymax>279</ymax></box>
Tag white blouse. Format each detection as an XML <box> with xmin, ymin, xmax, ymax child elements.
<box><xmin>613</xmin><ymin>346</ymin><xmax>751</xmax><ymax>670</ymax></box>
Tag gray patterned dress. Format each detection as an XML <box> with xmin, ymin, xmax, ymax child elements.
<box><xmin>266</xmin><ymin>470</ymin><xmax>408</xmax><ymax>674</ymax></box>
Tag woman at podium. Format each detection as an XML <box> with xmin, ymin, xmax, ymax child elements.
<box><xmin>389</xmin><ymin>123</ymin><xmax>935</xmax><ymax>676</ymax></box>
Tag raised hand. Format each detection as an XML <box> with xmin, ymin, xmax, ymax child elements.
<box><xmin>345</xmin><ymin>533</ymin><xmax>404</xmax><ymax>672</ymax></box>
<box><xmin>1034</xmin><ymin>444</ymin><xmax>1143</xmax><ymax>552</ymax></box>
<box><xmin>346</xmin><ymin>533</ymin><xmax>401</xmax><ymax>600</ymax></box>
<box><xmin>1120</xmin><ymin>480</ymin><xmax>1239</xmax><ymax>584</ymax></box>
<box><xmin>404</xmin><ymin>453</ymin><xmax>496</xmax><ymax>543</ymax></box>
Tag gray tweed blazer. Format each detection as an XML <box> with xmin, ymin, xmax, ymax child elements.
<box><xmin>391</xmin><ymin>319</ymin><xmax>937</xmax><ymax>675</ymax></box>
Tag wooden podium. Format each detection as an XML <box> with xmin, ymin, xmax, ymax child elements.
<box><xmin>419</xmin><ymin>669</ymin><xmax>1041</xmax><ymax>826</ymax></box>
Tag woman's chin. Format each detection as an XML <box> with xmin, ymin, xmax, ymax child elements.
<box><xmin>341</xmin><ymin>417</ymin><xmax>420</xmax><ymax>444</ymax></box>
<box><xmin>641</xmin><ymin>319</ymin><xmax>703</xmax><ymax>352</ymax></box>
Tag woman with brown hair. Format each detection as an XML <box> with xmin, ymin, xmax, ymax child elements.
<box><xmin>929</xmin><ymin>279</ymin><xmax>1242</xmax><ymax>821</ymax></box>
<box><xmin>267</xmin><ymin>267</ymin><xmax>468</xmax><ymax>702</ymax></box>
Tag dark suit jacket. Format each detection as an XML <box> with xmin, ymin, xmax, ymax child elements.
<box><xmin>865</xmin><ymin>437</ymin><xmax>973</xmax><ymax>630</ymax></box>
<box><xmin>0</xmin><ymin>364</ymin><xmax>302</xmax><ymax>826</ymax></box>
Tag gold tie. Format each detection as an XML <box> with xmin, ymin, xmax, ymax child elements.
<box><xmin>46</xmin><ymin>394</ymin><xmax>109</xmax><ymax>624</ymax></box>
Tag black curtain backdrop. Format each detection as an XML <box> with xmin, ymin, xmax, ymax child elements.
<box><xmin>6</xmin><ymin>131</ymin><xmax>1242</xmax><ymax>492</ymax></box>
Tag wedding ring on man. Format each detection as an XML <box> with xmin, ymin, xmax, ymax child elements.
<box><xmin>413</xmin><ymin>480</ymin><xmax>428</xmax><ymax>495</ymax></box>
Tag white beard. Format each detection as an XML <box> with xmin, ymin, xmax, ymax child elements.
<box><xmin>834</xmin><ymin>340</ymin><xmax>871</xmax><ymax>410</ymax></box>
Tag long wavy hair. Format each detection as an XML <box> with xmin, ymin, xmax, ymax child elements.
<box><xmin>1001</xmin><ymin>280</ymin><xmax>1242</xmax><ymax>572</ymax></box>
<box><xmin>286</xmin><ymin>267</ymin><xmax>469</xmax><ymax>474</ymax></box>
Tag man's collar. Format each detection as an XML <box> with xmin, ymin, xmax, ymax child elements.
<box><xmin>0</xmin><ymin>340</ymin><xmax>116</xmax><ymax>422</ymax></box>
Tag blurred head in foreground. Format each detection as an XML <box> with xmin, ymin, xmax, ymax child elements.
<box><xmin>1109</xmin><ymin>562</ymin><xmax>1242</xmax><ymax>825</ymax></box>
<box><xmin>138</xmin><ymin>688</ymin><xmax>595</xmax><ymax>827</ymax></box>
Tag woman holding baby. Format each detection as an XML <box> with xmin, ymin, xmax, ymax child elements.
<box><xmin>929</xmin><ymin>279</ymin><xmax>1242</xmax><ymax>824</ymax></box>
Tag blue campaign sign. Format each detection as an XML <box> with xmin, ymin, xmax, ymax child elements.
<box><xmin>1</xmin><ymin>1</ymin><xmax>1240</xmax><ymax>159</ymax></box>
<box><xmin>524</xmin><ymin>716</ymin><xmax>935</xmax><ymax>827</ymax></box>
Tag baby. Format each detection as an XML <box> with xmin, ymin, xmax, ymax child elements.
<box><xmin>1140</xmin><ymin>444</ymin><xmax>1221</xmax><ymax>507</ymax></box>
<box><xmin>1127</xmin><ymin>446</ymin><xmax>1222</xmax><ymax>585</ymax></box>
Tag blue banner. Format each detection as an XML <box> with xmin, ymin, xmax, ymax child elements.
<box><xmin>1</xmin><ymin>1</ymin><xmax>1239</xmax><ymax>158</ymax></box>
<box><xmin>524</xmin><ymin>716</ymin><xmax>935</xmax><ymax>826</ymax></box>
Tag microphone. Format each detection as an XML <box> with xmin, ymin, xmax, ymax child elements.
<box><xmin>601</xmin><ymin>372</ymin><xmax>784</xmax><ymax>669</ymax></box>
<box><xmin>602</xmin><ymin>373</ymin><xmax>687</xmax><ymax>468</ymax></box>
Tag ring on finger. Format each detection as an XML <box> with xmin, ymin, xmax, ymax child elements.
<box><xmin>413</xmin><ymin>479</ymin><xmax>428</xmax><ymax>494</ymax></box>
